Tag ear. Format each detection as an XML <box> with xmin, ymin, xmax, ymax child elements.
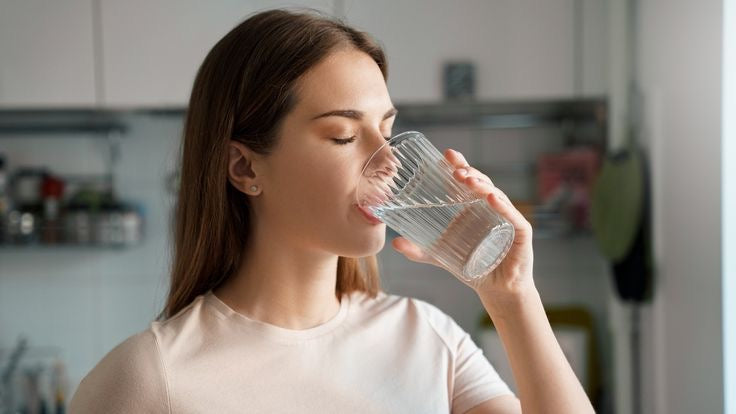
<box><xmin>227</xmin><ymin>140</ymin><xmax>261</xmax><ymax>194</ymax></box>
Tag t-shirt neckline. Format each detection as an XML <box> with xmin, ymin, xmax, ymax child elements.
<box><xmin>203</xmin><ymin>290</ymin><xmax>351</xmax><ymax>343</ymax></box>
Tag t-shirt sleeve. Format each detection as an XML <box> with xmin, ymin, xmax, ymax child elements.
<box><xmin>414</xmin><ymin>299</ymin><xmax>514</xmax><ymax>414</ymax></box>
<box><xmin>69</xmin><ymin>329</ymin><xmax>170</xmax><ymax>413</ymax></box>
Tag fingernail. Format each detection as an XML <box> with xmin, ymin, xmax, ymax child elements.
<box><xmin>457</xmin><ymin>168</ymin><xmax>468</xmax><ymax>176</ymax></box>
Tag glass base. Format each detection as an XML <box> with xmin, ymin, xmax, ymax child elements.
<box><xmin>461</xmin><ymin>222</ymin><xmax>515</xmax><ymax>282</ymax></box>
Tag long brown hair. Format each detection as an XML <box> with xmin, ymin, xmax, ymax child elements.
<box><xmin>162</xmin><ymin>8</ymin><xmax>387</xmax><ymax>319</ymax></box>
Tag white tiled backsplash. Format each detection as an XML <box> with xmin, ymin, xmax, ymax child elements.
<box><xmin>0</xmin><ymin>114</ymin><xmax>179</xmax><ymax>394</ymax></box>
<box><xmin>0</xmin><ymin>116</ymin><xmax>612</xmax><ymax>396</ymax></box>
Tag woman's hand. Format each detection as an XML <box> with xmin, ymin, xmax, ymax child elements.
<box><xmin>392</xmin><ymin>149</ymin><xmax>596</xmax><ymax>413</ymax></box>
<box><xmin>391</xmin><ymin>148</ymin><xmax>536</xmax><ymax>314</ymax></box>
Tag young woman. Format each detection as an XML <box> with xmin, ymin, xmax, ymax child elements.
<box><xmin>70</xmin><ymin>9</ymin><xmax>594</xmax><ymax>414</ymax></box>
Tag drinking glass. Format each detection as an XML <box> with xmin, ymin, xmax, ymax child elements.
<box><xmin>356</xmin><ymin>131</ymin><xmax>515</xmax><ymax>286</ymax></box>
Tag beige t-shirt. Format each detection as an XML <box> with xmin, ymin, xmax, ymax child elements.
<box><xmin>70</xmin><ymin>290</ymin><xmax>513</xmax><ymax>413</ymax></box>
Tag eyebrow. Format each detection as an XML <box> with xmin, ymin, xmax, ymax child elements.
<box><xmin>310</xmin><ymin>107</ymin><xmax>398</xmax><ymax>121</ymax></box>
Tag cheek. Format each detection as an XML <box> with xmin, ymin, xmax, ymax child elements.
<box><xmin>268</xmin><ymin>143</ymin><xmax>371</xmax><ymax>229</ymax></box>
<box><xmin>305</xmin><ymin>154</ymin><xmax>360</xmax><ymax>201</ymax></box>
<box><xmin>276</xmin><ymin>157</ymin><xmax>353</xmax><ymax>221</ymax></box>
<box><xmin>276</xmin><ymin>160</ymin><xmax>386</xmax><ymax>256</ymax></box>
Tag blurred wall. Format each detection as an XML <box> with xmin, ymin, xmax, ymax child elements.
<box><xmin>0</xmin><ymin>115</ymin><xmax>181</xmax><ymax>394</ymax></box>
<box><xmin>636</xmin><ymin>0</ymin><xmax>725</xmax><ymax>412</ymax></box>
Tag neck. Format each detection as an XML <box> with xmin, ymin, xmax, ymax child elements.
<box><xmin>213</xmin><ymin>223</ymin><xmax>341</xmax><ymax>330</ymax></box>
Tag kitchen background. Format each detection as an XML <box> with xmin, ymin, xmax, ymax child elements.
<box><xmin>0</xmin><ymin>1</ymin><xmax>734</xmax><ymax>414</ymax></box>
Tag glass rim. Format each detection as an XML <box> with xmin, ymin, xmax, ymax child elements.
<box><xmin>356</xmin><ymin>130</ymin><xmax>426</xmax><ymax>208</ymax></box>
<box><xmin>358</xmin><ymin>130</ymin><xmax>423</xmax><ymax>179</ymax></box>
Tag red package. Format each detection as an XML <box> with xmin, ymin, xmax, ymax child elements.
<box><xmin>537</xmin><ymin>148</ymin><xmax>601</xmax><ymax>229</ymax></box>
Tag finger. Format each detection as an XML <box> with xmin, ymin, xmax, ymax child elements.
<box><xmin>391</xmin><ymin>237</ymin><xmax>435</xmax><ymax>264</ymax></box>
<box><xmin>485</xmin><ymin>182</ymin><xmax>512</xmax><ymax>203</ymax></box>
<box><xmin>445</xmin><ymin>148</ymin><xmax>469</xmax><ymax>168</ymax></box>
<box><xmin>454</xmin><ymin>167</ymin><xmax>494</xmax><ymax>187</ymax></box>
<box><xmin>487</xmin><ymin>186</ymin><xmax>517</xmax><ymax>211</ymax></box>
<box><xmin>462</xmin><ymin>175</ymin><xmax>496</xmax><ymax>195</ymax></box>
<box><xmin>459</xmin><ymin>174</ymin><xmax>514</xmax><ymax>208</ymax></box>
<box><xmin>485</xmin><ymin>190</ymin><xmax>533</xmax><ymax>245</ymax></box>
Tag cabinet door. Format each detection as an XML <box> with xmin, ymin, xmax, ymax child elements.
<box><xmin>0</xmin><ymin>0</ymin><xmax>96</xmax><ymax>107</ymax></box>
<box><xmin>581</xmin><ymin>0</ymin><xmax>608</xmax><ymax>96</ymax></box>
<box><xmin>100</xmin><ymin>0</ymin><xmax>334</xmax><ymax>107</ymax></box>
<box><xmin>342</xmin><ymin>0</ymin><xmax>578</xmax><ymax>102</ymax></box>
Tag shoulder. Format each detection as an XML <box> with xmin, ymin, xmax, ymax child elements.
<box><xmin>69</xmin><ymin>328</ymin><xmax>171</xmax><ymax>413</ymax></box>
<box><xmin>350</xmin><ymin>290</ymin><xmax>464</xmax><ymax>347</ymax></box>
<box><xmin>406</xmin><ymin>295</ymin><xmax>470</xmax><ymax>350</ymax></box>
<box><xmin>349</xmin><ymin>289</ymin><xmax>443</xmax><ymax>315</ymax></box>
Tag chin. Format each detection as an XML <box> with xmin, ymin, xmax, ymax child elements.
<box><xmin>338</xmin><ymin>228</ymin><xmax>386</xmax><ymax>257</ymax></box>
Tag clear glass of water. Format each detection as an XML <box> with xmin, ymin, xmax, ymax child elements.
<box><xmin>356</xmin><ymin>130</ymin><xmax>515</xmax><ymax>285</ymax></box>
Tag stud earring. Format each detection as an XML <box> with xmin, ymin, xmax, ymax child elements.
<box><xmin>249</xmin><ymin>185</ymin><xmax>259</xmax><ymax>193</ymax></box>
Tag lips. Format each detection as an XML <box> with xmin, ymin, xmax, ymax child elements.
<box><xmin>356</xmin><ymin>205</ymin><xmax>383</xmax><ymax>225</ymax></box>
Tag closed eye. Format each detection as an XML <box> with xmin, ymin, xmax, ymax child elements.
<box><xmin>331</xmin><ymin>136</ymin><xmax>391</xmax><ymax>145</ymax></box>
<box><xmin>332</xmin><ymin>136</ymin><xmax>357</xmax><ymax>145</ymax></box>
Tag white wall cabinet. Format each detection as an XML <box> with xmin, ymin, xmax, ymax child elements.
<box><xmin>342</xmin><ymin>0</ymin><xmax>607</xmax><ymax>102</ymax></box>
<box><xmin>0</xmin><ymin>0</ymin><xmax>607</xmax><ymax>108</ymax></box>
<box><xmin>99</xmin><ymin>0</ymin><xmax>334</xmax><ymax>107</ymax></box>
<box><xmin>0</xmin><ymin>0</ymin><xmax>97</xmax><ymax>107</ymax></box>
<box><xmin>581</xmin><ymin>0</ymin><xmax>608</xmax><ymax>97</ymax></box>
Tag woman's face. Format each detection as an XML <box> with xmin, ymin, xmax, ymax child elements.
<box><xmin>251</xmin><ymin>47</ymin><xmax>396</xmax><ymax>258</ymax></box>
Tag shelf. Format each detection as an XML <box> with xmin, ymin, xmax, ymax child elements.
<box><xmin>0</xmin><ymin>107</ymin><xmax>187</xmax><ymax>136</ymax></box>
<box><xmin>0</xmin><ymin>98</ymin><xmax>606</xmax><ymax>135</ymax></box>
<box><xmin>0</xmin><ymin>243</ymin><xmax>139</xmax><ymax>251</ymax></box>
<box><xmin>394</xmin><ymin>97</ymin><xmax>606</xmax><ymax>130</ymax></box>
<box><xmin>0</xmin><ymin>109</ymin><xmax>127</xmax><ymax>135</ymax></box>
